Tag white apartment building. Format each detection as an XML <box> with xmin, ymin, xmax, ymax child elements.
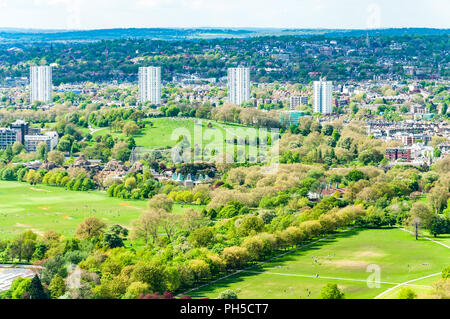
<box><xmin>138</xmin><ymin>67</ymin><xmax>161</xmax><ymax>105</ymax></box>
<box><xmin>30</xmin><ymin>66</ymin><xmax>53</xmax><ymax>103</ymax></box>
<box><xmin>24</xmin><ymin>132</ymin><xmax>58</xmax><ymax>152</ymax></box>
<box><xmin>313</xmin><ymin>79</ymin><xmax>333</xmax><ymax>114</ymax></box>
<box><xmin>227</xmin><ymin>67</ymin><xmax>250</xmax><ymax>106</ymax></box>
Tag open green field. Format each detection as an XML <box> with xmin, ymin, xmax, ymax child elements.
<box><xmin>421</xmin><ymin>230</ymin><xmax>450</xmax><ymax>246</ymax></box>
<box><xmin>188</xmin><ymin>228</ymin><xmax>450</xmax><ymax>299</ymax></box>
<box><xmin>0</xmin><ymin>181</ymin><xmax>204</xmax><ymax>239</ymax></box>
<box><xmin>93</xmin><ymin>118</ymin><xmax>263</xmax><ymax>155</ymax></box>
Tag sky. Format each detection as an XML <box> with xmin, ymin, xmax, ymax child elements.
<box><xmin>0</xmin><ymin>0</ymin><xmax>449</xmax><ymax>30</ymax></box>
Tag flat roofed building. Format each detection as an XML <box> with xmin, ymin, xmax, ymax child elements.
<box><xmin>313</xmin><ymin>79</ymin><xmax>333</xmax><ymax>114</ymax></box>
<box><xmin>24</xmin><ymin>132</ymin><xmax>58</xmax><ymax>152</ymax></box>
<box><xmin>385</xmin><ymin>147</ymin><xmax>412</xmax><ymax>162</ymax></box>
<box><xmin>0</xmin><ymin>128</ymin><xmax>18</xmax><ymax>150</ymax></box>
<box><xmin>30</xmin><ymin>66</ymin><xmax>53</xmax><ymax>103</ymax></box>
<box><xmin>228</xmin><ymin>67</ymin><xmax>250</xmax><ymax>106</ymax></box>
<box><xmin>290</xmin><ymin>95</ymin><xmax>308</xmax><ymax>110</ymax></box>
<box><xmin>138</xmin><ymin>66</ymin><xmax>161</xmax><ymax>106</ymax></box>
<box><xmin>10</xmin><ymin>120</ymin><xmax>29</xmax><ymax>144</ymax></box>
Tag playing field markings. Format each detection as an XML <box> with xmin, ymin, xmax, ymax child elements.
<box><xmin>243</xmin><ymin>270</ymin><xmax>431</xmax><ymax>288</ymax></box>
<box><xmin>373</xmin><ymin>272</ymin><xmax>441</xmax><ymax>299</ymax></box>
<box><xmin>372</xmin><ymin>227</ymin><xmax>449</xmax><ymax>299</ymax></box>
<box><xmin>178</xmin><ymin>228</ymin><xmax>355</xmax><ymax>297</ymax></box>
<box><xmin>179</xmin><ymin>227</ymin><xmax>448</xmax><ymax>298</ymax></box>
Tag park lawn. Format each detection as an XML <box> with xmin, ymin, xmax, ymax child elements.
<box><xmin>421</xmin><ymin>230</ymin><xmax>450</xmax><ymax>247</ymax></box>
<box><xmin>91</xmin><ymin>127</ymin><xmax>123</xmax><ymax>140</ymax></box>
<box><xmin>91</xmin><ymin>118</ymin><xmax>270</xmax><ymax>163</ymax></box>
<box><xmin>378</xmin><ymin>283</ymin><xmax>436</xmax><ymax>299</ymax></box>
<box><xmin>0</xmin><ymin>181</ymin><xmax>204</xmax><ymax>239</ymax></box>
<box><xmin>110</xmin><ymin>118</ymin><xmax>261</xmax><ymax>152</ymax></box>
<box><xmin>188</xmin><ymin>228</ymin><xmax>450</xmax><ymax>299</ymax></box>
<box><xmin>377</xmin><ymin>272</ymin><xmax>443</xmax><ymax>299</ymax></box>
<box><xmin>92</xmin><ymin>118</ymin><xmax>252</xmax><ymax>149</ymax></box>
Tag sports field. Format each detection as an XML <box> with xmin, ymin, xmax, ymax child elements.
<box><xmin>0</xmin><ymin>181</ymin><xmax>204</xmax><ymax>239</ymax></box>
<box><xmin>93</xmin><ymin>118</ymin><xmax>263</xmax><ymax>156</ymax></box>
<box><xmin>187</xmin><ymin>228</ymin><xmax>450</xmax><ymax>299</ymax></box>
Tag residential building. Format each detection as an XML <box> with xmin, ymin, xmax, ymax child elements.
<box><xmin>138</xmin><ymin>67</ymin><xmax>161</xmax><ymax>105</ymax></box>
<box><xmin>313</xmin><ymin>79</ymin><xmax>333</xmax><ymax>114</ymax></box>
<box><xmin>385</xmin><ymin>147</ymin><xmax>412</xmax><ymax>162</ymax></box>
<box><xmin>290</xmin><ymin>95</ymin><xmax>308</xmax><ymax>110</ymax></box>
<box><xmin>227</xmin><ymin>67</ymin><xmax>250</xmax><ymax>106</ymax></box>
<box><xmin>9</xmin><ymin>120</ymin><xmax>29</xmax><ymax>144</ymax></box>
<box><xmin>0</xmin><ymin>128</ymin><xmax>17</xmax><ymax>149</ymax></box>
<box><xmin>400</xmin><ymin>134</ymin><xmax>415</xmax><ymax>146</ymax></box>
<box><xmin>333</xmin><ymin>98</ymin><xmax>349</xmax><ymax>108</ymax></box>
<box><xmin>24</xmin><ymin>132</ymin><xmax>58</xmax><ymax>152</ymax></box>
<box><xmin>410</xmin><ymin>104</ymin><xmax>426</xmax><ymax>114</ymax></box>
<box><xmin>30</xmin><ymin>66</ymin><xmax>53</xmax><ymax>103</ymax></box>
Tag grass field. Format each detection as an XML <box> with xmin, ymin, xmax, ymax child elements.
<box><xmin>188</xmin><ymin>228</ymin><xmax>450</xmax><ymax>299</ymax></box>
<box><xmin>421</xmin><ymin>230</ymin><xmax>450</xmax><ymax>246</ymax></box>
<box><xmin>93</xmin><ymin>118</ymin><xmax>263</xmax><ymax>155</ymax></box>
<box><xmin>0</xmin><ymin>181</ymin><xmax>204</xmax><ymax>239</ymax></box>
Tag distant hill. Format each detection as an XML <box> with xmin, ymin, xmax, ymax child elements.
<box><xmin>0</xmin><ymin>27</ymin><xmax>448</xmax><ymax>44</ymax></box>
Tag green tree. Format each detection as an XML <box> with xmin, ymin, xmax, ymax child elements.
<box><xmin>147</xmin><ymin>194</ymin><xmax>173</xmax><ymax>212</ymax></box>
<box><xmin>112</xmin><ymin>141</ymin><xmax>131</xmax><ymax>162</ymax></box>
<box><xmin>189</xmin><ymin>227</ymin><xmax>214</xmax><ymax>247</ymax></box>
<box><xmin>441</xmin><ymin>266</ymin><xmax>450</xmax><ymax>279</ymax></box>
<box><xmin>409</xmin><ymin>202</ymin><xmax>434</xmax><ymax>229</ymax></box>
<box><xmin>47</xmin><ymin>150</ymin><xmax>65</xmax><ymax>166</ymax></box>
<box><xmin>217</xmin><ymin>289</ymin><xmax>238</xmax><ymax>299</ymax></box>
<box><xmin>131</xmin><ymin>262</ymin><xmax>167</xmax><ymax>294</ymax></box>
<box><xmin>320</xmin><ymin>283</ymin><xmax>345</xmax><ymax>299</ymax></box>
<box><xmin>12</xmin><ymin>142</ymin><xmax>25</xmax><ymax>155</ymax></box>
<box><xmin>122</xmin><ymin>122</ymin><xmax>140</xmax><ymax>136</ymax></box>
<box><xmin>430</xmin><ymin>215</ymin><xmax>449</xmax><ymax>237</ymax></box>
<box><xmin>37</xmin><ymin>142</ymin><xmax>48</xmax><ymax>160</ymax></box>
<box><xmin>237</xmin><ymin>215</ymin><xmax>264</xmax><ymax>236</ymax></box>
<box><xmin>28</xmin><ymin>275</ymin><xmax>48</xmax><ymax>299</ymax></box>
<box><xmin>75</xmin><ymin>217</ymin><xmax>106</xmax><ymax>239</ymax></box>
<box><xmin>8</xmin><ymin>277</ymin><xmax>32</xmax><ymax>299</ymax></box>
<box><xmin>49</xmin><ymin>274</ymin><xmax>66</xmax><ymax>299</ymax></box>
<box><xmin>397</xmin><ymin>287</ymin><xmax>417</xmax><ymax>299</ymax></box>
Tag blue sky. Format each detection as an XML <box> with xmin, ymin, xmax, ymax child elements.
<box><xmin>0</xmin><ymin>0</ymin><xmax>449</xmax><ymax>30</ymax></box>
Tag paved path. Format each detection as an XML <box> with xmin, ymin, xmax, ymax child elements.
<box><xmin>373</xmin><ymin>272</ymin><xmax>441</xmax><ymax>299</ymax></box>
<box><xmin>88</xmin><ymin>124</ymin><xmax>102</xmax><ymax>135</ymax></box>
<box><xmin>0</xmin><ymin>265</ymin><xmax>39</xmax><ymax>292</ymax></box>
<box><xmin>180</xmin><ymin>226</ymin><xmax>448</xmax><ymax>298</ymax></box>
<box><xmin>373</xmin><ymin>226</ymin><xmax>449</xmax><ymax>299</ymax></box>
<box><xmin>396</xmin><ymin>226</ymin><xmax>450</xmax><ymax>249</ymax></box>
<box><xmin>243</xmin><ymin>270</ymin><xmax>432</xmax><ymax>288</ymax></box>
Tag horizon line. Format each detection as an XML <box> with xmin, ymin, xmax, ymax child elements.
<box><xmin>1</xmin><ymin>26</ymin><xmax>449</xmax><ymax>32</ymax></box>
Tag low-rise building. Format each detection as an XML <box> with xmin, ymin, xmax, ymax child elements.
<box><xmin>386</xmin><ymin>147</ymin><xmax>412</xmax><ymax>162</ymax></box>
<box><xmin>24</xmin><ymin>131</ymin><xmax>58</xmax><ymax>152</ymax></box>
<box><xmin>289</xmin><ymin>95</ymin><xmax>308</xmax><ymax>109</ymax></box>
